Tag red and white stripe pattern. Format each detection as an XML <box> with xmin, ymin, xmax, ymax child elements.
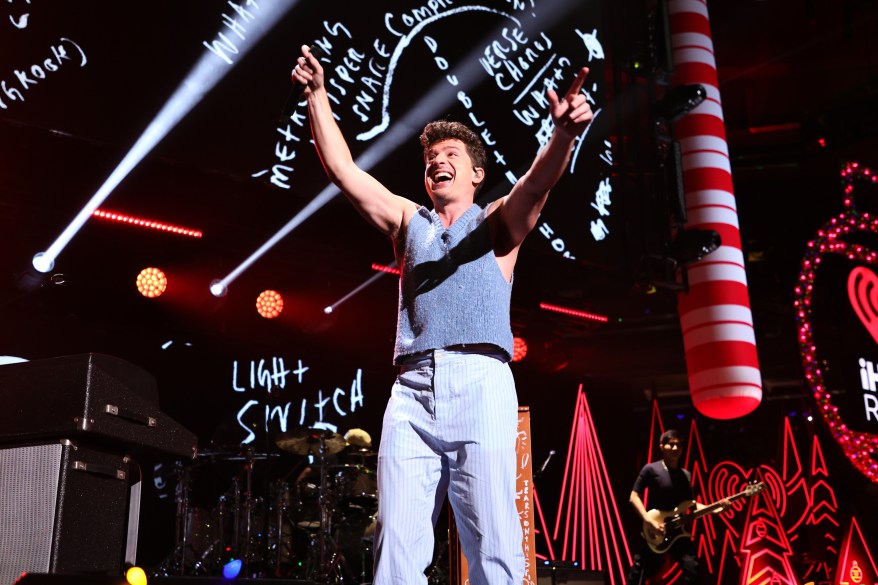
<box><xmin>669</xmin><ymin>0</ymin><xmax>762</xmax><ymax>418</ymax></box>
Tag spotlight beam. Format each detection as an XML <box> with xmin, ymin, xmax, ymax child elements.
<box><xmin>211</xmin><ymin>110</ymin><xmax>427</xmax><ymax>295</ymax></box>
<box><xmin>211</xmin><ymin>184</ymin><xmax>340</xmax><ymax>296</ymax></box>
<box><xmin>32</xmin><ymin>0</ymin><xmax>299</xmax><ymax>273</ymax></box>
<box><xmin>324</xmin><ymin>270</ymin><xmax>389</xmax><ymax>314</ymax></box>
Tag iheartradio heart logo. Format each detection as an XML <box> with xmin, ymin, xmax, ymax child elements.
<box><xmin>708</xmin><ymin>462</ymin><xmax>783</xmax><ymax>514</ymax></box>
<box><xmin>848</xmin><ymin>266</ymin><xmax>878</xmax><ymax>344</ymax></box>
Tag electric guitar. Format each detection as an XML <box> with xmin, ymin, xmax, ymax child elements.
<box><xmin>642</xmin><ymin>481</ymin><xmax>765</xmax><ymax>554</ymax></box>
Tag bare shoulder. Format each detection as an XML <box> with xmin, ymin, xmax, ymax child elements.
<box><xmin>398</xmin><ymin>195</ymin><xmax>420</xmax><ymax>226</ymax></box>
<box><xmin>390</xmin><ymin>196</ymin><xmax>421</xmax><ymax>241</ymax></box>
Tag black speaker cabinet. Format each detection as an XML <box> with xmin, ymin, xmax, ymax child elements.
<box><xmin>0</xmin><ymin>440</ymin><xmax>135</xmax><ymax>584</ymax></box>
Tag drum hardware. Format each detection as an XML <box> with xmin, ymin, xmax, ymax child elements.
<box><xmin>239</xmin><ymin>451</ymin><xmax>256</xmax><ymax>566</ymax></box>
<box><xmin>275</xmin><ymin>428</ymin><xmax>347</xmax><ymax>457</ymax></box>
<box><xmin>155</xmin><ymin>431</ymin><xmax>377</xmax><ymax>582</ymax></box>
<box><xmin>197</xmin><ymin>448</ymin><xmax>282</xmax><ymax>462</ymax></box>
<box><xmin>330</xmin><ymin>464</ymin><xmax>378</xmax><ymax>513</ymax></box>
<box><xmin>342</xmin><ymin>447</ymin><xmax>378</xmax><ymax>466</ymax></box>
<box><xmin>272</xmin><ymin>479</ymin><xmax>294</xmax><ymax>571</ymax></box>
<box><xmin>305</xmin><ymin>432</ymin><xmax>358</xmax><ymax>584</ymax></box>
<box><xmin>153</xmin><ymin>461</ymin><xmax>221</xmax><ymax>576</ymax></box>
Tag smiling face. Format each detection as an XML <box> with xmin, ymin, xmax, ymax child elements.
<box><xmin>424</xmin><ymin>139</ymin><xmax>484</xmax><ymax>203</ymax></box>
<box><xmin>419</xmin><ymin>121</ymin><xmax>487</xmax><ymax>206</ymax></box>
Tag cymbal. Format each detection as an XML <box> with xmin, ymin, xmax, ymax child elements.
<box><xmin>275</xmin><ymin>428</ymin><xmax>346</xmax><ymax>456</ymax></box>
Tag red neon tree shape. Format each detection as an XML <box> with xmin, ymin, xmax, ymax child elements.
<box><xmin>551</xmin><ymin>385</ymin><xmax>633</xmax><ymax>585</ymax></box>
<box><xmin>737</xmin><ymin>471</ymin><xmax>799</xmax><ymax>585</ymax></box>
<box><xmin>834</xmin><ymin>516</ymin><xmax>878</xmax><ymax>585</ymax></box>
<box><xmin>802</xmin><ymin>434</ymin><xmax>841</xmax><ymax>583</ymax></box>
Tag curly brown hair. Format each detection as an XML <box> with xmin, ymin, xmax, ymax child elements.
<box><xmin>419</xmin><ymin>121</ymin><xmax>487</xmax><ymax>189</ymax></box>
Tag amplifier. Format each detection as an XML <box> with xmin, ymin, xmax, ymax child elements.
<box><xmin>0</xmin><ymin>353</ymin><xmax>196</xmax><ymax>459</ymax></box>
<box><xmin>0</xmin><ymin>441</ymin><xmax>136</xmax><ymax>584</ymax></box>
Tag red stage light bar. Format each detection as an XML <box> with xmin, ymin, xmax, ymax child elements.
<box><xmin>539</xmin><ymin>302</ymin><xmax>608</xmax><ymax>323</ymax></box>
<box><xmin>371</xmin><ymin>263</ymin><xmax>401</xmax><ymax>276</ymax></box>
<box><xmin>93</xmin><ymin>209</ymin><xmax>203</xmax><ymax>238</ymax></box>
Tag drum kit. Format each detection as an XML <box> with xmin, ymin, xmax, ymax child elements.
<box><xmin>154</xmin><ymin>428</ymin><xmax>378</xmax><ymax>584</ymax></box>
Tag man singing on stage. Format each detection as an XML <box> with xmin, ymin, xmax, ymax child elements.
<box><xmin>292</xmin><ymin>44</ymin><xmax>593</xmax><ymax>585</ymax></box>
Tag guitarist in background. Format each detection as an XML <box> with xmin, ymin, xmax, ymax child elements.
<box><xmin>626</xmin><ymin>430</ymin><xmax>730</xmax><ymax>585</ymax></box>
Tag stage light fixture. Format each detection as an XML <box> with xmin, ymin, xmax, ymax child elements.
<box><xmin>256</xmin><ymin>290</ymin><xmax>284</xmax><ymax>319</ymax></box>
<box><xmin>512</xmin><ymin>336</ymin><xmax>528</xmax><ymax>362</ymax></box>
<box><xmin>31</xmin><ymin>251</ymin><xmax>54</xmax><ymax>274</ymax></box>
<box><xmin>125</xmin><ymin>566</ymin><xmax>147</xmax><ymax>585</ymax></box>
<box><xmin>655</xmin><ymin>83</ymin><xmax>707</xmax><ymax>123</ymax></box>
<box><xmin>210</xmin><ymin>280</ymin><xmax>228</xmax><ymax>298</ymax></box>
<box><xmin>136</xmin><ymin>267</ymin><xmax>168</xmax><ymax>298</ymax></box>
<box><xmin>93</xmin><ymin>209</ymin><xmax>203</xmax><ymax>238</ymax></box>
<box><xmin>666</xmin><ymin>228</ymin><xmax>721</xmax><ymax>266</ymax></box>
<box><xmin>324</xmin><ymin>270</ymin><xmax>389</xmax><ymax>315</ymax></box>
<box><xmin>539</xmin><ymin>302</ymin><xmax>608</xmax><ymax>323</ymax></box>
<box><xmin>371</xmin><ymin>262</ymin><xmax>401</xmax><ymax>276</ymax></box>
<box><xmin>222</xmin><ymin>558</ymin><xmax>243</xmax><ymax>579</ymax></box>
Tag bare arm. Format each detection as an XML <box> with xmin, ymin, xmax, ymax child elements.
<box><xmin>292</xmin><ymin>45</ymin><xmax>416</xmax><ymax>239</ymax></box>
<box><xmin>490</xmin><ymin>67</ymin><xmax>593</xmax><ymax>256</ymax></box>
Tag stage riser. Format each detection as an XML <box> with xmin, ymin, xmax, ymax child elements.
<box><xmin>537</xmin><ymin>567</ymin><xmax>606</xmax><ymax>585</ymax></box>
<box><xmin>14</xmin><ymin>578</ymin><xmax>317</xmax><ymax>585</ymax></box>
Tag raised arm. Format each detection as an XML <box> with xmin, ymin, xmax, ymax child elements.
<box><xmin>491</xmin><ymin>67</ymin><xmax>593</xmax><ymax>254</ymax></box>
<box><xmin>292</xmin><ymin>45</ymin><xmax>416</xmax><ymax>239</ymax></box>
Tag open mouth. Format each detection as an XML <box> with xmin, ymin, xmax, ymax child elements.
<box><xmin>432</xmin><ymin>170</ymin><xmax>453</xmax><ymax>184</ymax></box>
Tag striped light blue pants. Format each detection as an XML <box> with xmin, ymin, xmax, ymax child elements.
<box><xmin>373</xmin><ymin>349</ymin><xmax>524</xmax><ymax>585</ymax></box>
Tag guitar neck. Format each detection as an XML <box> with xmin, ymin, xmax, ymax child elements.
<box><xmin>690</xmin><ymin>488</ymin><xmax>750</xmax><ymax>520</ymax></box>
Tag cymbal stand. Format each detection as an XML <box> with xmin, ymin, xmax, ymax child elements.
<box><xmin>309</xmin><ymin>436</ymin><xmax>355</xmax><ymax>584</ymax></box>
<box><xmin>154</xmin><ymin>461</ymin><xmax>197</xmax><ymax>576</ymax></box>
<box><xmin>234</xmin><ymin>448</ymin><xmax>268</xmax><ymax>576</ymax></box>
<box><xmin>273</xmin><ymin>479</ymin><xmax>294</xmax><ymax>573</ymax></box>
<box><xmin>176</xmin><ymin>461</ymin><xmax>192</xmax><ymax>573</ymax></box>
<box><xmin>240</xmin><ymin>449</ymin><xmax>256</xmax><ymax>566</ymax></box>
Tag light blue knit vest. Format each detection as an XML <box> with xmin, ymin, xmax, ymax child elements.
<box><xmin>393</xmin><ymin>203</ymin><xmax>514</xmax><ymax>364</ymax></box>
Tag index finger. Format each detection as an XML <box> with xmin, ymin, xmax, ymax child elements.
<box><xmin>566</xmin><ymin>67</ymin><xmax>589</xmax><ymax>98</ymax></box>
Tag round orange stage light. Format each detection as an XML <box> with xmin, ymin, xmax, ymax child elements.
<box><xmin>512</xmin><ymin>336</ymin><xmax>527</xmax><ymax>362</ymax></box>
<box><xmin>256</xmin><ymin>289</ymin><xmax>284</xmax><ymax>319</ymax></box>
<box><xmin>136</xmin><ymin>267</ymin><xmax>167</xmax><ymax>298</ymax></box>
